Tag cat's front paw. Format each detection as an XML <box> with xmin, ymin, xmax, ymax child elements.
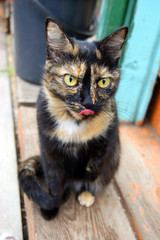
<box><xmin>40</xmin><ymin>207</ymin><xmax>59</xmax><ymax>220</ymax></box>
<box><xmin>77</xmin><ymin>191</ymin><xmax>95</xmax><ymax>207</ymax></box>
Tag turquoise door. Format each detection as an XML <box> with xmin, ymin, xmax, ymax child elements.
<box><xmin>97</xmin><ymin>0</ymin><xmax>160</xmax><ymax>124</ymax></box>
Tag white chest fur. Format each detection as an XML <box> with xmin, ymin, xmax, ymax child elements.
<box><xmin>52</xmin><ymin>111</ymin><xmax>112</xmax><ymax>144</ymax></box>
<box><xmin>57</xmin><ymin>119</ymin><xmax>85</xmax><ymax>135</ymax></box>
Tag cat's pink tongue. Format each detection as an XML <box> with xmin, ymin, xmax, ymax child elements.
<box><xmin>79</xmin><ymin>109</ymin><xmax>94</xmax><ymax>115</ymax></box>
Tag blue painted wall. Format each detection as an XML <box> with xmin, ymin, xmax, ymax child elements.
<box><xmin>116</xmin><ymin>0</ymin><xmax>160</xmax><ymax>123</ymax></box>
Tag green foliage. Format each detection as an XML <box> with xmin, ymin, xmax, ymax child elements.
<box><xmin>0</xmin><ymin>64</ymin><xmax>15</xmax><ymax>77</ymax></box>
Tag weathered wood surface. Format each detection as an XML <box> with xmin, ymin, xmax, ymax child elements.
<box><xmin>0</xmin><ymin>22</ymin><xmax>22</xmax><ymax>239</ymax></box>
<box><xmin>16</xmin><ymin>76</ymin><xmax>40</xmax><ymax>105</ymax></box>
<box><xmin>115</xmin><ymin>124</ymin><xmax>160</xmax><ymax>240</ymax></box>
<box><xmin>18</xmin><ymin>106</ymin><xmax>136</xmax><ymax>240</ymax></box>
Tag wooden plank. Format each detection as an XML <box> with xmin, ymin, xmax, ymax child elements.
<box><xmin>22</xmin><ymin>184</ymin><xmax>137</xmax><ymax>240</ymax></box>
<box><xmin>16</xmin><ymin>76</ymin><xmax>40</xmax><ymax>105</ymax></box>
<box><xmin>18</xmin><ymin>106</ymin><xmax>39</xmax><ymax>160</ymax></box>
<box><xmin>18</xmin><ymin>105</ymin><xmax>136</xmax><ymax>240</ymax></box>
<box><xmin>115</xmin><ymin>124</ymin><xmax>160</xmax><ymax>240</ymax></box>
<box><xmin>0</xmin><ymin>21</ymin><xmax>22</xmax><ymax>239</ymax></box>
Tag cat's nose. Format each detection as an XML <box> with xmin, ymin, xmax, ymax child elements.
<box><xmin>81</xmin><ymin>94</ymin><xmax>93</xmax><ymax>109</ymax></box>
<box><xmin>80</xmin><ymin>86</ymin><xmax>94</xmax><ymax>109</ymax></box>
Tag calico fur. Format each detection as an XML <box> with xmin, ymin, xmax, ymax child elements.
<box><xmin>19</xmin><ymin>18</ymin><xmax>128</xmax><ymax>220</ymax></box>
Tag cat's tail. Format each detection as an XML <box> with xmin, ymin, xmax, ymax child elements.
<box><xmin>18</xmin><ymin>157</ymin><xmax>55</xmax><ymax>210</ymax></box>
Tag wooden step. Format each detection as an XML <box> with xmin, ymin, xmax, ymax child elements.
<box><xmin>0</xmin><ymin>20</ymin><xmax>22</xmax><ymax>239</ymax></box>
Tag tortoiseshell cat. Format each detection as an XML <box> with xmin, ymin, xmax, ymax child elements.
<box><xmin>19</xmin><ymin>18</ymin><xmax>128</xmax><ymax>220</ymax></box>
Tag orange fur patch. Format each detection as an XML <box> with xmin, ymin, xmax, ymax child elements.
<box><xmin>46</xmin><ymin>107</ymin><xmax>114</xmax><ymax>144</ymax></box>
<box><xmin>47</xmin><ymin>62</ymin><xmax>87</xmax><ymax>80</ymax></box>
<box><xmin>43</xmin><ymin>86</ymin><xmax>68</xmax><ymax>121</ymax></box>
<box><xmin>71</xmin><ymin>43</ymin><xmax>79</xmax><ymax>56</ymax></box>
<box><xmin>95</xmin><ymin>48</ymin><xmax>102</xmax><ymax>59</ymax></box>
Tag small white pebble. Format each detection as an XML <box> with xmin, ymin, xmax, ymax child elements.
<box><xmin>0</xmin><ymin>233</ymin><xmax>19</xmax><ymax>240</ymax></box>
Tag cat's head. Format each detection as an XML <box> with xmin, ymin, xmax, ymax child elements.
<box><xmin>43</xmin><ymin>18</ymin><xmax>128</xmax><ymax>121</ymax></box>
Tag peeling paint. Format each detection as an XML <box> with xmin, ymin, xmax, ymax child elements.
<box><xmin>90</xmin><ymin>223</ymin><xmax>97</xmax><ymax>236</ymax></box>
<box><xmin>122</xmin><ymin>126</ymin><xmax>160</xmax><ymax>209</ymax></box>
<box><xmin>143</xmin><ymin>224</ymin><xmax>150</xmax><ymax>234</ymax></box>
<box><xmin>128</xmin><ymin>192</ymin><xmax>136</xmax><ymax>202</ymax></box>
<box><xmin>156</xmin><ymin>187</ymin><xmax>160</xmax><ymax>198</ymax></box>
<box><xmin>142</xmin><ymin>187</ymin><xmax>147</xmax><ymax>197</ymax></box>
<box><xmin>127</xmin><ymin>182</ymin><xmax>141</xmax><ymax>201</ymax></box>
<box><xmin>129</xmin><ymin>182</ymin><xmax>141</xmax><ymax>196</ymax></box>
<box><xmin>97</xmin><ymin>196</ymin><xmax>104</xmax><ymax>207</ymax></box>
<box><xmin>140</xmin><ymin>208</ymin><xmax>144</xmax><ymax>216</ymax></box>
<box><xmin>111</xmin><ymin>202</ymin><xmax>116</xmax><ymax>207</ymax></box>
<box><xmin>149</xmin><ymin>186</ymin><xmax>160</xmax><ymax>207</ymax></box>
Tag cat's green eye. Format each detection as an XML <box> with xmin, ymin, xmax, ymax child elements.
<box><xmin>64</xmin><ymin>74</ymin><xmax>78</xmax><ymax>87</ymax></box>
<box><xmin>98</xmin><ymin>77</ymin><xmax>111</xmax><ymax>88</ymax></box>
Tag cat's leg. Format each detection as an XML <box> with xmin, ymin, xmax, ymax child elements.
<box><xmin>85</xmin><ymin>127</ymin><xmax>120</xmax><ymax>183</ymax></box>
<box><xmin>76</xmin><ymin>140</ymin><xmax>120</xmax><ymax>208</ymax></box>
<box><xmin>84</xmin><ymin>139</ymin><xmax>110</xmax><ymax>182</ymax></box>
<box><xmin>42</xmin><ymin>186</ymin><xmax>72</xmax><ymax>219</ymax></box>
<box><xmin>40</xmin><ymin>154</ymin><xmax>65</xmax><ymax>220</ymax></box>
<box><xmin>62</xmin><ymin>185</ymin><xmax>71</xmax><ymax>203</ymax></box>
<box><xmin>19</xmin><ymin>156</ymin><xmax>56</xmax><ymax>212</ymax></box>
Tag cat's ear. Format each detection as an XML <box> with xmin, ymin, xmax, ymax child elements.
<box><xmin>97</xmin><ymin>26</ymin><xmax>128</xmax><ymax>61</ymax></box>
<box><xmin>46</xmin><ymin>18</ymin><xmax>73</xmax><ymax>60</ymax></box>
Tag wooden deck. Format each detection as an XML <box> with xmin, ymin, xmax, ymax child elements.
<box><xmin>0</xmin><ymin>10</ymin><xmax>160</xmax><ymax>240</ymax></box>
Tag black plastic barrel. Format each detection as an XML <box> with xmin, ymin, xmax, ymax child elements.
<box><xmin>14</xmin><ymin>0</ymin><xmax>97</xmax><ymax>84</ymax></box>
